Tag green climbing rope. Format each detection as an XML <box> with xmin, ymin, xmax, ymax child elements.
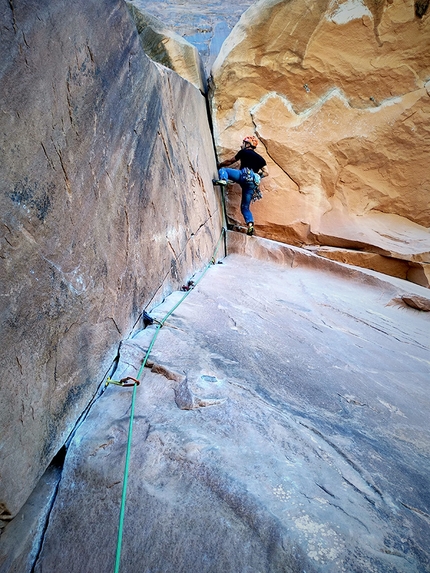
<box><xmin>113</xmin><ymin>223</ymin><xmax>226</xmax><ymax>573</ymax></box>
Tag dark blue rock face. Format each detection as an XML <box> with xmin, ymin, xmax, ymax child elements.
<box><xmin>128</xmin><ymin>0</ymin><xmax>256</xmax><ymax>73</ymax></box>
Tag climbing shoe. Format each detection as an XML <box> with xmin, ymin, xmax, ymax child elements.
<box><xmin>247</xmin><ymin>223</ymin><xmax>255</xmax><ymax>236</ymax></box>
<box><xmin>212</xmin><ymin>179</ymin><xmax>227</xmax><ymax>186</ymax></box>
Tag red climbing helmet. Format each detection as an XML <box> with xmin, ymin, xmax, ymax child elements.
<box><xmin>243</xmin><ymin>135</ymin><xmax>259</xmax><ymax>148</ymax></box>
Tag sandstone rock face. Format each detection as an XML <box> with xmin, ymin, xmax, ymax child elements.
<box><xmin>32</xmin><ymin>234</ymin><xmax>430</xmax><ymax>573</ymax></box>
<box><xmin>210</xmin><ymin>0</ymin><xmax>430</xmax><ymax>287</ymax></box>
<box><xmin>0</xmin><ymin>0</ymin><xmax>222</xmax><ymax>519</ymax></box>
<box><xmin>127</xmin><ymin>2</ymin><xmax>206</xmax><ymax>92</ymax></box>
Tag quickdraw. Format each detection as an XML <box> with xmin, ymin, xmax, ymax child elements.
<box><xmin>105</xmin><ymin>376</ymin><xmax>140</xmax><ymax>388</ymax></box>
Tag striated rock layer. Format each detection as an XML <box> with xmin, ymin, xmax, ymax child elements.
<box><xmin>0</xmin><ymin>0</ymin><xmax>222</xmax><ymax>519</ymax></box>
<box><xmin>210</xmin><ymin>0</ymin><xmax>430</xmax><ymax>286</ymax></box>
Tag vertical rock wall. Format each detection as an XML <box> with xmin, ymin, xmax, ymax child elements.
<box><xmin>210</xmin><ymin>0</ymin><xmax>430</xmax><ymax>285</ymax></box>
<box><xmin>0</xmin><ymin>0</ymin><xmax>222</xmax><ymax>518</ymax></box>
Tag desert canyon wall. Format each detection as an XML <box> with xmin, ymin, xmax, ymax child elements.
<box><xmin>210</xmin><ymin>0</ymin><xmax>430</xmax><ymax>286</ymax></box>
<box><xmin>0</xmin><ymin>0</ymin><xmax>429</xmax><ymax>570</ymax></box>
<box><xmin>0</xmin><ymin>0</ymin><xmax>222</xmax><ymax>519</ymax></box>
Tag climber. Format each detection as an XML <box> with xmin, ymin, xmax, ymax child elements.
<box><xmin>213</xmin><ymin>135</ymin><xmax>269</xmax><ymax>236</ymax></box>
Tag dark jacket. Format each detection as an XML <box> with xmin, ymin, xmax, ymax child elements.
<box><xmin>235</xmin><ymin>148</ymin><xmax>266</xmax><ymax>173</ymax></box>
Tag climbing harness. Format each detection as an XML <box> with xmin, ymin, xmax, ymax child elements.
<box><xmin>239</xmin><ymin>167</ymin><xmax>255</xmax><ymax>184</ymax></box>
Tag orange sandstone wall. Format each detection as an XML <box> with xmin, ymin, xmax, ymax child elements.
<box><xmin>210</xmin><ymin>0</ymin><xmax>430</xmax><ymax>286</ymax></box>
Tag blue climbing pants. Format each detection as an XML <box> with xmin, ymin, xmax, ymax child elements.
<box><xmin>219</xmin><ymin>167</ymin><xmax>254</xmax><ymax>225</ymax></box>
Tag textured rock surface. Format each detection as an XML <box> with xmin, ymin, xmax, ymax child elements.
<box><xmin>304</xmin><ymin>245</ymin><xmax>430</xmax><ymax>286</ymax></box>
<box><xmin>0</xmin><ymin>461</ymin><xmax>61</xmax><ymax>573</ymax></box>
<box><xmin>127</xmin><ymin>2</ymin><xmax>206</xmax><ymax>92</ymax></box>
<box><xmin>210</xmin><ymin>0</ymin><xmax>430</xmax><ymax>286</ymax></box>
<box><xmin>0</xmin><ymin>0</ymin><xmax>222</xmax><ymax>518</ymax></box>
<box><xmin>31</xmin><ymin>233</ymin><xmax>430</xmax><ymax>573</ymax></box>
